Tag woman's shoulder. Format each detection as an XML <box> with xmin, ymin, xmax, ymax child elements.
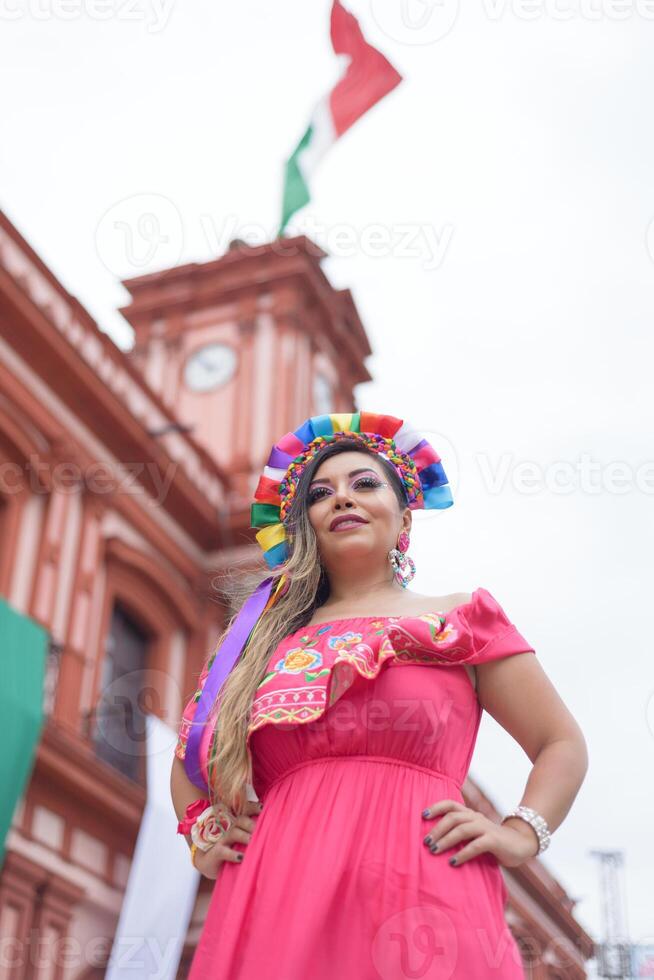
<box><xmin>440</xmin><ymin>587</ymin><xmax>536</xmax><ymax>663</ymax></box>
<box><xmin>424</xmin><ymin>587</ymin><xmax>514</xmax><ymax>620</ymax></box>
<box><xmin>424</xmin><ymin>591</ymin><xmax>474</xmax><ymax>616</ymax></box>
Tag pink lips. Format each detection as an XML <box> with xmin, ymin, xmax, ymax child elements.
<box><xmin>329</xmin><ymin>516</ymin><xmax>368</xmax><ymax>532</ymax></box>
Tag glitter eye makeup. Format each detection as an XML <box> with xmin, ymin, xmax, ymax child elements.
<box><xmin>307</xmin><ymin>474</ymin><xmax>385</xmax><ymax>505</ymax></box>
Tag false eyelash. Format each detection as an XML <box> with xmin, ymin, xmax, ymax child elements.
<box><xmin>307</xmin><ymin>476</ymin><xmax>382</xmax><ymax>504</ymax></box>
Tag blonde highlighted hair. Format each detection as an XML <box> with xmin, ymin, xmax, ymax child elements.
<box><xmin>206</xmin><ymin>438</ymin><xmax>409</xmax><ymax>815</ymax></box>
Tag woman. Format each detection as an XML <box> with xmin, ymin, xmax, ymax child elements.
<box><xmin>170</xmin><ymin>412</ymin><xmax>588</xmax><ymax>979</ymax></box>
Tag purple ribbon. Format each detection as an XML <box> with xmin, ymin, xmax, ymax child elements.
<box><xmin>184</xmin><ymin>576</ymin><xmax>275</xmax><ymax>792</ymax></box>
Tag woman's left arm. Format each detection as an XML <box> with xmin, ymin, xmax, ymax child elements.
<box><xmin>423</xmin><ymin>653</ymin><xmax>589</xmax><ymax>867</ymax></box>
<box><xmin>480</xmin><ymin>649</ymin><xmax>589</xmax><ymax>824</ymax></box>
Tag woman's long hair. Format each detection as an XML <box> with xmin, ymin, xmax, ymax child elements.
<box><xmin>205</xmin><ymin>438</ymin><xmax>410</xmax><ymax>815</ymax></box>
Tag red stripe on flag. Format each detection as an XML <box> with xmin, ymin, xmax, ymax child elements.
<box><xmin>329</xmin><ymin>0</ymin><xmax>403</xmax><ymax>139</ymax></box>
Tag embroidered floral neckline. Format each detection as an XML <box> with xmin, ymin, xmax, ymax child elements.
<box><xmin>288</xmin><ymin>591</ymin><xmax>477</xmax><ymax>639</ymax></box>
<box><xmin>249</xmin><ymin>607</ymin><xmax>472</xmax><ymax>742</ymax></box>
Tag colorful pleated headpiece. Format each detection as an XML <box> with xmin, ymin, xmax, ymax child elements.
<box><xmin>250</xmin><ymin>411</ymin><xmax>453</xmax><ymax>570</ymax></box>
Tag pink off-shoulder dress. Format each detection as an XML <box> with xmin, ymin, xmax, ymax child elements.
<box><xmin>175</xmin><ymin>586</ymin><xmax>536</xmax><ymax>980</ymax></box>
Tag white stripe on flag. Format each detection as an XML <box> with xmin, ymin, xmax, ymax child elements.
<box><xmin>296</xmin><ymin>96</ymin><xmax>338</xmax><ymax>182</ymax></box>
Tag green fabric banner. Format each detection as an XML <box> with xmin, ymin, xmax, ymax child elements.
<box><xmin>0</xmin><ymin>598</ymin><xmax>48</xmax><ymax>867</ymax></box>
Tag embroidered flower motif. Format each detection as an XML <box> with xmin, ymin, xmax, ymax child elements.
<box><xmin>327</xmin><ymin>631</ymin><xmax>364</xmax><ymax>651</ymax></box>
<box><xmin>416</xmin><ymin>612</ymin><xmax>458</xmax><ymax>645</ymax></box>
<box><xmin>434</xmin><ymin>623</ymin><xmax>457</xmax><ymax>643</ymax></box>
<box><xmin>274</xmin><ymin>647</ymin><xmax>323</xmax><ymax>675</ymax></box>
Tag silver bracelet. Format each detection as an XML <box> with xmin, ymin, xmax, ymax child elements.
<box><xmin>501</xmin><ymin>805</ymin><xmax>551</xmax><ymax>855</ymax></box>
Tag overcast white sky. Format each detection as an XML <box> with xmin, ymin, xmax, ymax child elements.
<box><xmin>2</xmin><ymin>0</ymin><xmax>653</xmax><ymax>968</ymax></box>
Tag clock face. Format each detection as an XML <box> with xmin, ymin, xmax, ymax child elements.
<box><xmin>184</xmin><ymin>343</ymin><xmax>237</xmax><ymax>393</ymax></box>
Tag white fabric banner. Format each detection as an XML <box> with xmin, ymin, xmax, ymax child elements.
<box><xmin>106</xmin><ymin>714</ymin><xmax>200</xmax><ymax>980</ymax></box>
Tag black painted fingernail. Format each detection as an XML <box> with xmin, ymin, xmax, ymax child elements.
<box><xmin>449</xmin><ymin>857</ymin><xmax>457</xmax><ymax>865</ymax></box>
<box><xmin>430</xmin><ymin>843</ymin><xmax>439</xmax><ymax>852</ymax></box>
<box><xmin>237</xmin><ymin>854</ymin><xmax>244</xmax><ymax>861</ymax></box>
<box><xmin>423</xmin><ymin>835</ymin><xmax>432</xmax><ymax>845</ymax></box>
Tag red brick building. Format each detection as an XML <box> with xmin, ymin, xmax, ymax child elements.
<box><xmin>0</xmin><ymin>209</ymin><xmax>594</xmax><ymax>978</ymax></box>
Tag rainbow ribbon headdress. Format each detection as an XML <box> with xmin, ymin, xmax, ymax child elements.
<box><xmin>251</xmin><ymin>411</ymin><xmax>453</xmax><ymax>569</ymax></box>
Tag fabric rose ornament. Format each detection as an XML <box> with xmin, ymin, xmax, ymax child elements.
<box><xmin>190</xmin><ymin>802</ymin><xmax>233</xmax><ymax>852</ymax></box>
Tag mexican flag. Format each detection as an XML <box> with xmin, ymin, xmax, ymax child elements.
<box><xmin>278</xmin><ymin>0</ymin><xmax>402</xmax><ymax>236</ymax></box>
<box><xmin>0</xmin><ymin>599</ymin><xmax>48</xmax><ymax>867</ymax></box>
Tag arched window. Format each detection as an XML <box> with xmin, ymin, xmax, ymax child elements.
<box><xmin>85</xmin><ymin>537</ymin><xmax>207</xmax><ymax>789</ymax></box>
<box><xmin>92</xmin><ymin>602</ymin><xmax>151</xmax><ymax>784</ymax></box>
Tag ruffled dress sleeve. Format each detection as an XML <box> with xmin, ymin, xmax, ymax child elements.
<box><xmin>439</xmin><ymin>587</ymin><xmax>535</xmax><ymax>665</ymax></box>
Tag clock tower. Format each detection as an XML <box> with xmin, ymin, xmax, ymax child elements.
<box><xmin>119</xmin><ymin>236</ymin><xmax>373</xmax><ymax>508</ymax></box>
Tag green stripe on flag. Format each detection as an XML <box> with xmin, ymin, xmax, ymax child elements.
<box><xmin>0</xmin><ymin>599</ymin><xmax>48</xmax><ymax>867</ymax></box>
<box><xmin>278</xmin><ymin>124</ymin><xmax>313</xmax><ymax>236</ymax></box>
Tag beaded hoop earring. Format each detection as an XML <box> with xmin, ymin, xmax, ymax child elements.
<box><xmin>388</xmin><ymin>529</ymin><xmax>416</xmax><ymax>588</ymax></box>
